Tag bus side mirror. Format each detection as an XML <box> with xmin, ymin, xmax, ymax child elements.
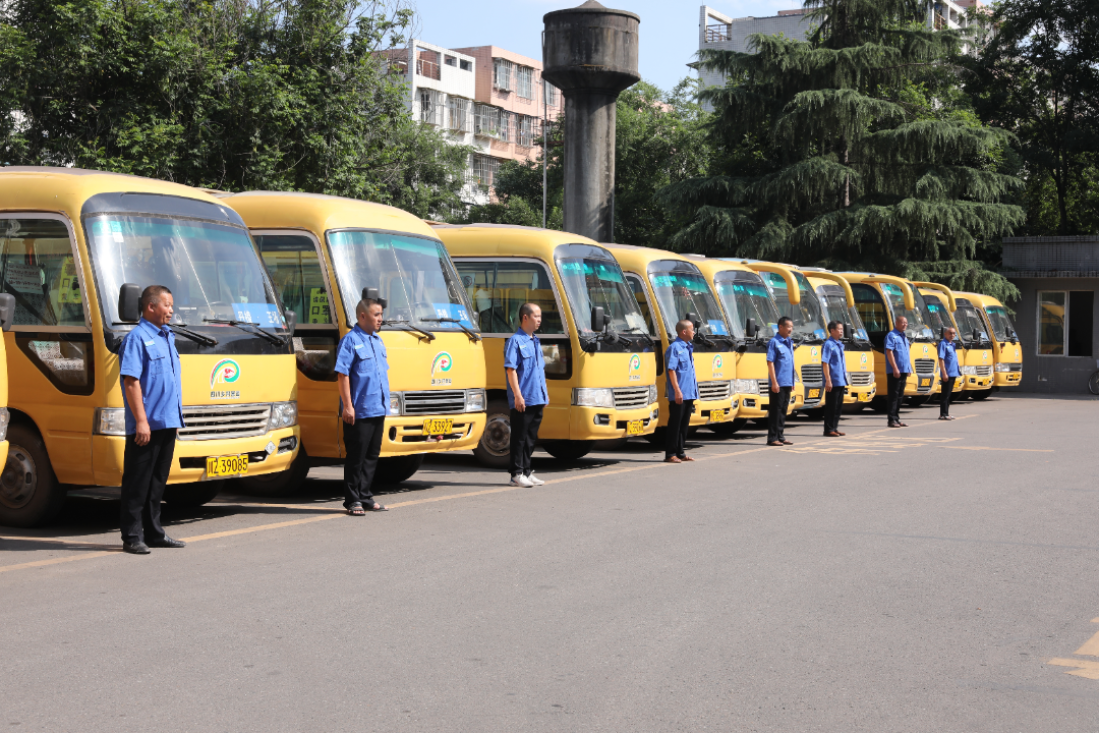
<box><xmin>0</xmin><ymin>293</ymin><xmax>14</xmax><ymax>332</ymax></box>
<box><xmin>972</xmin><ymin>329</ymin><xmax>980</xmax><ymax>342</ymax></box>
<box><xmin>284</xmin><ymin>309</ymin><xmax>297</xmax><ymax>337</ymax></box>
<box><xmin>685</xmin><ymin>311</ymin><xmax>701</xmax><ymax>330</ymax></box>
<box><xmin>1008</xmin><ymin>328</ymin><xmax>1017</xmax><ymax>343</ymax></box>
<box><xmin>940</xmin><ymin>326</ymin><xmax>946</xmax><ymax>340</ymax></box>
<box><xmin>361</xmin><ymin>287</ymin><xmax>388</xmax><ymax>309</ymax></box>
<box><xmin>745</xmin><ymin>318</ymin><xmax>758</xmax><ymax>337</ymax></box>
<box><xmin>845</xmin><ymin>322</ymin><xmax>854</xmax><ymax>341</ymax></box>
<box><xmin>591</xmin><ymin>306</ymin><xmax>606</xmax><ymax>332</ymax></box>
<box><xmin>118</xmin><ymin>283</ymin><xmax>141</xmax><ymax>323</ymax></box>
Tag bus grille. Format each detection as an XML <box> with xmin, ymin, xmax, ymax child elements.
<box><xmin>698</xmin><ymin>380</ymin><xmax>731</xmax><ymax>402</ymax></box>
<box><xmin>613</xmin><ymin>387</ymin><xmax>650</xmax><ymax>409</ymax></box>
<box><xmin>849</xmin><ymin>372</ymin><xmax>874</xmax><ymax>386</ymax></box>
<box><xmin>403</xmin><ymin>390</ymin><xmax>467</xmax><ymax>415</ymax></box>
<box><xmin>179</xmin><ymin>404</ymin><xmax>271</xmax><ymax>441</ymax></box>
<box><xmin>915</xmin><ymin>359</ymin><xmax>935</xmax><ymax>375</ymax></box>
<box><xmin>974</xmin><ymin>365</ymin><xmax>993</xmax><ymax>377</ymax></box>
<box><xmin>800</xmin><ymin>364</ymin><xmax>824</xmax><ymax>407</ymax></box>
<box><xmin>1003</xmin><ymin>363</ymin><xmax>1022</xmax><ymax>372</ymax></box>
<box><xmin>757</xmin><ymin>379</ymin><xmax>772</xmax><ymax>394</ymax></box>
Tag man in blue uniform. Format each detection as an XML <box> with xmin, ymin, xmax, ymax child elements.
<box><xmin>767</xmin><ymin>316</ymin><xmax>795</xmax><ymax>446</ymax></box>
<box><xmin>821</xmin><ymin>321</ymin><xmax>848</xmax><ymax>437</ymax></box>
<box><xmin>885</xmin><ymin>316</ymin><xmax>911</xmax><ymax>428</ymax></box>
<box><xmin>938</xmin><ymin>325</ymin><xmax>960</xmax><ymax>420</ymax></box>
<box><xmin>118</xmin><ymin>285</ymin><xmax>186</xmax><ymax>555</ymax></box>
<box><xmin>664</xmin><ymin>319</ymin><xmax>698</xmax><ymax>463</ymax></box>
<box><xmin>504</xmin><ymin>303</ymin><xmax>548</xmax><ymax>487</ymax></box>
<box><xmin>335</xmin><ymin>298</ymin><xmax>390</xmax><ymax>515</ymax></box>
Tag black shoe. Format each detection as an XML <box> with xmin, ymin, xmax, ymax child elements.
<box><xmin>147</xmin><ymin>536</ymin><xmax>186</xmax><ymax>548</ymax></box>
<box><xmin>122</xmin><ymin>541</ymin><xmax>151</xmax><ymax>555</ymax></box>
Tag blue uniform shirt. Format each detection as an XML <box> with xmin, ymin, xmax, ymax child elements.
<box><xmin>938</xmin><ymin>339</ymin><xmax>960</xmax><ymax>378</ymax></box>
<box><xmin>885</xmin><ymin>328</ymin><xmax>911</xmax><ymax>375</ymax></box>
<box><xmin>503</xmin><ymin>329</ymin><xmax>548</xmax><ymax>409</ymax></box>
<box><xmin>821</xmin><ymin>337</ymin><xmax>848</xmax><ymax>387</ymax></box>
<box><xmin>766</xmin><ymin>334</ymin><xmax>795</xmax><ymax>388</ymax></box>
<box><xmin>118</xmin><ymin>318</ymin><xmax>185</xmax><ymax>435</ymax></box>
<box><xmin>664</xmin><ymin>337</ymin><xmax>699</xmax><ymax>400</ymax></box>
<box><xmin>334</xmin><ymin>326</ymin><xmax>391</xmax><ymax>419</ymax></box>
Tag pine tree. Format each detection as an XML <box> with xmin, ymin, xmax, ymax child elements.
<box><xmin>659</xmin><ymin>0</ymin><xmax>1025</xmax><ymax>300</ymax></box>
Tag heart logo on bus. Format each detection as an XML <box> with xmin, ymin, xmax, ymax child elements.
<box><xmin>629</xmin><ymin>354</ymin><xmax>642</xmax><ymax>374</ymax></box>
<box><xmin>210</xmin><ymin>359</ymin><xmax>241</xmax><ymax>387</ymax></box>
<box><xmin>712</xmin><ymin>355</ymin><xmax>722</xmax><ymax>370</ymax></box>
<box><xmin>431</xmin><ymin>351</ymin><xmax>453</xmax><ymax>376</ymax></box>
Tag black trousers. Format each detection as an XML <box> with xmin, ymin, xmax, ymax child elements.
<box><xmin>823</xmin><ymin>386</ymin><xmax>846</xmax><ymax>434</ymax></box>
<box><xmin>940</xmin><ymin>377</ymin><xmax>956</xmax><ymax>416</ymax></box>
<box><xmin>767</xmin><ymin>387</ymin><xmax>792</xmax><ymax>443</ymax></box>
<box><xmin>887</xmin><ymin>373</ymin><xmax>908</xmax><ymax>425</ymax></box>
<box><xmin>344</xmin><ymin>416</ymin><xmax>385</xmax><ymax>508</ymax></box>
<box><xmin>665</xmin><ymin>399</ymin><xmax>695</xmax><ymax>459</ymax></box>
<box><xmin>120</xmin><ymin>428</ymin><xmax>177</xmax><ymax>545</ymax></box>
<box><xmin>509</xmin><ymin>404</ymin><xmax>544</xmax><ymax>477</ymax></box>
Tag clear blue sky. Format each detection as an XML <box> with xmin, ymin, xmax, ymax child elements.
<box><xmin>408</xmin><ymin>0</ymin><xmax>799</xmax><ymax>94</ymax></box>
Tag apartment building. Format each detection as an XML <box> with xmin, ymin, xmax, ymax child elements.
<box><xmin>385</xmin><ymin>40</ymin><xmax>562</xmax><ymax>202</ymax></box>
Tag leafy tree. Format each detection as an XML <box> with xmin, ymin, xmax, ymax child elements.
<box><xmin>0</xmin><ymin>0</ymin><xmax>470</xmax><ymax>219</ymax></box>
<box><xmin>964</xmin><ymin>0</ymin><xmax>1099</xmax><ymax>235</ymax></box>
<box><xmin>660</xmin><ymin>0</ymin><xmax>1025</xmax><ymax>301</ymax></box>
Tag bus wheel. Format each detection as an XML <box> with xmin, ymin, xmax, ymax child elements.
<box><xmin>870</xmin><ymin>396</ymin><xmax>888</xmax><ymax>413</ymax></box>
<box><xmin>473</xmin><ymin>399</ymin><xmax>512</xmax><ymax>468</ymax></box>
<box><xmin>644</xmin><ymin>427</ymin><xmax>666</xmax><ymax>445</ymax></box>
<box><xmin>710</xmin><ymin>418</ymin><xmax>747</xmax><ymax>435</ymax></box>
<box><xmin>376</xmin><ymin>454</ymin><xmax>425</xmax><ymax>485</ymax></box>
<box><xmin>163</xmin><ymin>481</ymin><xmax>224</xmax><ymax>508</ymax></box>
<box><xmin>542</xmin><ymin>440</ymin><xmax>593</xmax><ymax>461</ymax></box>
<box><xmin>239</xmin><ymin>446</ymin><xmax>311</xmax><ymax>497</ymax></box>
<box><xmin>970</xmin><ymin>389</ymin><xmax>992</xmax><ymax>401</ymax></box>
<box><xmin>0</xmin><ymin>424</ymin><xmax>65</xmax><ymax>528</ymax></box>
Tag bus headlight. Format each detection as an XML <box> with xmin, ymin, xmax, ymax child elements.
<box><xmin>389</xmin><ymin>393</ymin><xmax>403</xmax><ymax>416</ymax></box>
<box><xmin>93</xmin><ymin>407</ymin><xmax>127</xmax><ymax>436</ymax></box>
<box><xmin>465</xmin><ymin>389</ymin><xmax>486</xmax><ymax>412</ymax></box>
<box><xmin>573</xmin><ymin>388</ymin><xmax>614</xmax><ymax>408</ymax></box>
<box><xmin>734</xmin><ymin>379</ymin><xmax>759</xmax><ymax>395</ymax></box>
<box><xmin>961</xmin><ymin>366</ymin><xmax>977</xmax><ymax>375</ymax></box>
<box><xmin>647</xmin><ymin>384</ymin><xmax>658</xmax><ymax>405</ymax></box>
<box><xmin>267</xmin><ymin>401</ymin><xmax>298</xmax><ymax>431</ymax></box>
<box><xmin>0</xmin><ymin>407</ymin><xmax>10</xmax><ymax>442</ymax></box>
<box><xmin>994</xmin><ymin>363</ymin><xmax>1012</xmax><ymax>372</ymax></box>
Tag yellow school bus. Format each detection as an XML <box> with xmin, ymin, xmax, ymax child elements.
<box><xmin>0</xmin><ymin>168</ymin><xmax>299</xmax><ymax>527</ymax></box>
<box><xmin>837</xmin><ymin>273</ymin><xmax>940</xmax><ymax>405</ymax></box>
<box><xmin>222</xmin><ymin>193</ymin><xmax>486</xmax><ymax>490</ymax></box>
<box><xmin>915</xmin><ymin>283</ymin><xmax>994</xmax><ymax>397</ymax></box>
<box><xmin>688</xmin><ymin>258</ymin><xmax>791</xmax><ymax>431</ymax></box>
<box><xmin>437</xmin><ymin>225</ymin><xmax>658</xmax><ymax>464</ymax></box>
<box><xmin>956</xmin><ymin>292</ymin><xmax>1023</xmax><ymax>395</ymax></box>
<box><xmin>605</xmin><ymin>245</ymin><xmax>737</xmax><ymax>436</ymax></box>
<box><xmin>800</xmin><ymin>269</ymin><xmax>877</xmax><ymax>405</ymax></box>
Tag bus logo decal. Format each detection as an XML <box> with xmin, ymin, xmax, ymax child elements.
<box><xmin>431</xmin><ymin>351</ymin><xmax>453</xmax><ymax>386</ymax></box>
<box><xmin>861</xmin><ymin>353</ymin><xmax>868</xmax><ymax>366</ymax></box>
<box><xmin>629</xmin><ymin>354</ymin><xmax>642</xmax><ymax>382</ymax></box>
<box><xmin>210</xmin><ymin>359</ymin><xmax>241</xmax><ymax>400</ymax></box>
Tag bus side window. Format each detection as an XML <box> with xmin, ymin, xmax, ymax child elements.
<box><xmin>624</xmin><ymin>273</ymin><xmax>662</xmax><ymax>375</ymax></box>
<box><xmin>851</xmin><ymin>284</ymin><xmax>889</xmax><ymax>349</ymax></box>
<box><xmin>453</xmin><ymin>261</ymin><xmax>565</xmax><ymax>335</ymax></box>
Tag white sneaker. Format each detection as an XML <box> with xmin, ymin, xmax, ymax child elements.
<box><xmin>509</xmin><ymin>474</ymin><xmax>533</xmax><ymax>487</ymax></box>
<box><xmin>527</xmin><ymin>472</ymin><xmax>545</xmax><ymax>486</ymax></box>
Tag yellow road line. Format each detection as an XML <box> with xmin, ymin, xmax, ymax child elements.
<box><xmin>943</xmin><ymin>446</ymin><xmax>1054</xmax><ymax>453</ymax></box>
<box><xmin>1049</xmin><ymin>658</ymin><xmax>1099</xmax><ymax>680</ymax></box>
<box><xmin>0</xmin><ymin>551</ymin><xmax>119</xmax><ymax>574</ymax></box>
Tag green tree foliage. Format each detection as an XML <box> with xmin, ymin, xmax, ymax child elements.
<box><xmin>660</xmin><ymin>0</ymin><xmax>1025</xmax><ymax>301</ymax></box>
<box><xmin>964</xmin><ymin>0</ymin><xmax>1099</xmax><ymax>235</ymax></box>
<box><xmin>0</xmin><ymin>0</ymin><xmax>469</xmax><ymax>218</ymax></box>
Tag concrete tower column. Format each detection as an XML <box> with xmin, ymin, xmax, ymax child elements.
<box><xmin>542</xmin><ymin>1</ymin><xmax>640</xmax><ymax>243</ymax></box>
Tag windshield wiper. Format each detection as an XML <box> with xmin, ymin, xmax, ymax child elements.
<box><xmin>111</xmin><ymin>321</ymin><xmax>219</xmax><ymax>347</ymax></box>
<box><xmin>420</xmin><ymin>317</ymin><xmax>481</xmax><ymax>343</ymax></box>
<box><xmin>384</xmin><ymin>317</ymin><xmax>435</xmax><ymax>342</ymax></box>
<box><xmin>203</xmin><ymin>318</ymin><xmax>288</xmax><ymax>347</ymax></box>
<box><xmin>623</xmin><ymin>327</ymin><xmax>656</xmax><ymax>348</ymax></box>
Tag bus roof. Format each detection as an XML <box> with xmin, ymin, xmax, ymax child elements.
<box><xmin>432</xmin><ymin>223</ymin><xmax>599</xmax><ymax>259</ymax></box>
<box><xmin>954</xmin><ymin>292</ymin><xmax>1004</xmax><ymax>309</ymax></box>
<box><xmin>223</xmin><ymin>191</ymin><xmax>438</xmax><ymax>240</ymax></box>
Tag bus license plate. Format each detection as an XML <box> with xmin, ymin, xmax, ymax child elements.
<box><xmin>206</xmin><ymin>454</ymin><xmax>248</xmax><ymax>478</ymax></box>
<box><xmin>422</xmin><ymin>418</ymin><xmax>453</xmax><ymax>436</ymax></box>
<box><xmin>807</xmin><ymin>389</ymin><xmax>820</xmax><ymax>400</ymax></box>
<box><xmin>857</xmin><ymin>391</ymin><xmax>871</xmax><ymax>402</ymax></box>
<box><xmin>626</xmin><ymin>419</ymin><xmax>644</xmax><ymax>436</ymax></box>
<box><xmin>920</xmin><ymin>378</ymin><xmax>931</xmax><ymax>387</ymax></box>
<box><xmin>710</xmin><ymin>409</ymin><xmax>725</xmax><ymax>423</ymax></box>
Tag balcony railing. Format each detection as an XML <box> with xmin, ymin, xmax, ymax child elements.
<box><xmin>417</xmin><ymin>58</ymin><xmax>440</xmax><ymax>81</ymax></box>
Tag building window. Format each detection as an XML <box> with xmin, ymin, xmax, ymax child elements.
<box><xmin>544</xmin><ymin>80</ymin><xmax>559</xmax><ymax>107</ymax></box>
<box><xmin>419</xmin><ymin>89</ymin><xmax>442</xmax><ymax>125</ymax></box>
<box><xmin>447</xmin><ymin>97</ymin><xmax>471</xmax><ymax>132</ymax></box>
<box><xmin>1039</xmin><ymin>290</ymin><xmax>1094</xmax><ymax>356</ymax></box>
<box><xmin>493</xmin><ymin>58</ymin><xmax>514</xmax><ymax>91</ymax></box>
<box><xmin>460</xmin><ymin>59</ymin><xmax>472</xmax><ymax>72</ymax></box>
<box><xmin>516</xmin><ymin>115</ymin><xmax>536</xmax><ymax>147</ymax></box>
<box><xmin>444</xmin><ymin>55</ymin><xmax>456</xmax><ymax>67</ymax></box>
<box><xmin>474</xmin><ymin>104</ymin><xmax>497</xmax><ymax>137</ymax></box>
<box><xmin>470</xmin><ymin>154</ymin><xmax>499</xmax><ymax>188</ymax></box>
<box><xmin>516</xmin><ymin>66</ymin><xmax>534</xmax><ymax>99</ymax></box>
<box><xmin>497</xmin><ymin>111</ymin><xmax>512</xmax><ymax>142</ymax></box>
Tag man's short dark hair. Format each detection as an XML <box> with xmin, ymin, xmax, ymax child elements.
<box><xmin>675</xmin><ymin>319</ymin><xmax>693</xmax><ymax>335</ymax></box>
<box><xmin>827</xmin><ymin>320</ymin><xmax>841</xmax><ymax>333</ymax></box>
<box><xmin>777</xmin><ymin>316</ymin><xmax>793</xmax><ymax>327</ymax></box>
<box><xmin>140</xmin><ymin>285</ymin><xmax>172</xmax><ymax>312</ymax></box>
<box><xmin>518</xmin><ymin>302</ymin><xmax>540</xmax><ymax>322</ymax></box>
<box><xmin>356</xmin><ymin>298</ymin><xmax>383</xmax><ymax>317</ymax></box>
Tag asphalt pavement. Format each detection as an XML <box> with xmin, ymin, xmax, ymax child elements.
<box><xmin>2</xmin><ymin>393</ymin><xmax>1098</xmax><ymax>732</ymax></box>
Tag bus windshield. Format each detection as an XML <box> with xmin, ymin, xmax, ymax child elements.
<box><xmin>921</xmin><ymin>294</ymin><xmax>958</xmax><ymax>342</ymax></box>
<box><xmin>817</xmin><ymin>285</ymin><xmax>869</xmax><ymax>341</ymax></box>
<box><xmin>555</xmin><ymin>251</ymin><xmax>648</xmax><ymax>335</ymax></box>
<box><xmin>714</xmin><ymin>275</ymin><xmax>777</xmax><ymax>339</ymax></box>
<box><xmin>984</xmin><ymin>305</ymin><xmax>1016</xmax><ymax>341</ymax></box>
<box><xmin>647</xmin><ymin>266</ymin><xmax>729</xmax><ymax>339</ymax></box>
<box><xmin>87</xmin><ymin>215</ymin><xmax>283</xmax><ymax>329</ymax></box>
<box><xmin>760</xmin><ymin>271</ymin><xmax>827</xmax><ymax>342</ymax></box>
<box><xmin>881</xmin><ymin>283</ymin><xmax>934</xmax><ymax>341</ymax></box>
<box><xmin>326</xmin><ymin>230</ymin><xmax>475</xmax><ymax>331</ymax></box>
<box><xmin>954</xmin><ymin>301</ymin><xmax>989</xmax><ymax>344</ymax></box>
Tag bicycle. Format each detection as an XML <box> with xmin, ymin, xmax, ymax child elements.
<box><xmin>1089</xmin><ymin>369</ymin><xmax>1099</xmax><ymax>396</ymax></box>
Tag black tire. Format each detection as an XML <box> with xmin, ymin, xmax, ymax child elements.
<box><xmin>643</xmin><ymin>426</ymin><xmax>667</xmax><ymax>445</ymax></box>
<box><xmin>710</xmin><ymin>418</ymin><xmax>747</xmax><ymax>435</ymax></box>
<box><xmin>375</xmin><ymin>453</ymin><xmax>425</xmax><ymax>485</ymax></box>
<box><xmin>163</xmin><ymin>480</ymin><xmax>224</xmax><ymax>508</ymax></box>
<box><xmin>802</xmin><ymin>407</ymin><xmax>825</xmax><ymax>421</ymax></box>
<box><xmin>473</xmin><ymin>399</ymin><xmax>511</xmax><ymax>468</ymax></box>
<box><xmin>0</xmin><ymin>423</ymin><xmax>65</xmax><ymax>528</ymax></box>
<box><xmin>870</xmin><ymin>396</ymin><xmax>888</xmax><ymax>413</ymax></box>
<box><xmin>970</xmin><ymin>388</ymin><xmax>992</xmax><ymax>401</ymax></box>
<box><xmin>541</xmin><ymin>440</ymin><xmax>593</xmax><ymax>461</ymax></box>
<box><xmin>1089</xmin><ymin>371</ymin><xmax>1099</xmax><ymax>396</ymax></box>
<box><xmin>751</xmin><ymin>418</ymin><xmax>769</xmax><ymax>428</ymax></box>
<box><xmin>238</xmin><ymin>446</ymin><xmax>311</xmax><ymax>497</ymax></box>
<box><xmin>592</xmin><ymin>437</ymin><xmax>629</xmax><ymax>451</ymax></box>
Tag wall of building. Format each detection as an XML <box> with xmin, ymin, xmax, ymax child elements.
<box><xmin>1006</xmin><ymin>277</ymin><xmax>1099</xmax><ymax>394</ymax></box>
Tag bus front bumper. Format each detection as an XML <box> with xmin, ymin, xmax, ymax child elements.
<box><xmin>963</xmin><ymin>375</ymin><xmax>994</xmax><ymax>390</ymax></box>
<box><xmin>692</xmin><ymin>398</ymin><xmax>736</xmax><ymax>427</ymax></box>
<box><xmin>571</xmin><ymin>404</ymin><xmax>659</xmax><ymax>440</ymax></box>
<box><xmin>382</xmin><ymin>412</ymin><xmax>486</xmax><ymax>456</ymax></box>
<box><xmin>995</xmin><ymin>371</ymin><xmax>1022</xmax><ymax>387</ymax></box>
<box><xmin>905</xmin><ymin>374</ymin><xmax>938</xmax><ymax>396</ymax></box>
<box><xmin>92</xmin><ymin>427</ymin><xmax>301</xmax><ymax>486</ymax></box>
<box><xmin>843</xmin><ymin>385</ymin><xmax>877</xmax><ymax>404</ymax></box>
<box><xmin>736</xmin><ymin>392</ymin><xmax>797</xmax><ymax>418</ymax></box>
